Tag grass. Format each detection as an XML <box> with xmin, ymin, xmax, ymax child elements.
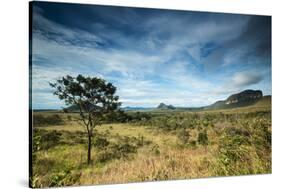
<box><xmin>31</xmin><ymin>105</ymin><xmax>271</xmax><ymax>187</ymax></box>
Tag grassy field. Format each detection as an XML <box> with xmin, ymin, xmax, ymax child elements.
<box><xmin>31</xmin><ymin>104</ymin><xmax>271</xmax><ymax>187</ymax></box>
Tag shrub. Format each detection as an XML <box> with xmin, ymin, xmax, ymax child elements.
<box><xmin>33</xmin><ymin>129</ymin><xmax>62</xmax><ymax>150</ymax></box>
<box><xmin>150</xmin><ymin>144</ymin><xmax>160</xmax><ymax>155</ymax></box>
<box><xmin>189</xmin><ymin>140</ymin><xmax>197</xmax><ymax>148</ymax></box>
<box><xmin>96</xmin><ymin>150</ymin><xmax>116</xmax><ymax>163</ymax></box>
<box><xmin>218</xmin><ymin>135</ymin><xmax>250</xmax><ymax>164</ymax></box>
<box><xmin>33</xmin><ymin>114</ymin><xmax>64</xmax><ymax>126</ymax></box>
<box><xmin>251</xmin><ymin>118</ymin><xmax>271</xmax><ymax>150</ymax></box>
<box><xmin>177</xmin><ymin>128</ymin><xmax>190</xmax><ymax>144</ymax></box>
<box><xmin>197</xmin><ymin>131</ymin><xmax>208</xmax><ymax>145</ymax></box>
<box><xmin>216</xmin><ymin>126</ymin><xmax>256</xmax><ymax>175</ymax></box>
<box><xmin>115</xmin><ymin>142</ymin><xmax>137</xmax><ymax>157</ymax></box>
<box><xmin>67</xmin><ymin>115</ymin><xmax>72</xmax><ymax>121</ymax></box>
<box><xmin>49</xmin><ymin>170</ymin><xmax>81</xmax><ymax>187</ymax></box>
<box><xmin>92</xmin><ymin>136</ymin><xmax>109</xmax><ymax>150</ymax></box>
<box><xmin>30</xmin><ymin>174</ymin><xmax>40</xmax><ymax>188</ymax></box>
<box><xmin>96</xmin><ymin>140</ymin><xmax>137</xmax><ymax>163</ymax></box>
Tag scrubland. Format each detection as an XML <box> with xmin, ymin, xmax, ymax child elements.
<box><xmin>31</xmin><ymin>106</ymin><xmax>271</xmax><ymax>187</ymax></box>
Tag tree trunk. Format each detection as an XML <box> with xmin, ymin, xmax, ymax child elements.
<box><xmin>87</xmin><ymin>134</ymin><xmax>92</xmax><ymax>164</ymax></box>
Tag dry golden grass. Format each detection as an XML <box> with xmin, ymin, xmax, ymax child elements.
<box><xmin>85</xmin><ymin>146</ymin><xmax>217</xmax><ymax>185</ymax></box>
<box><xmin>35</xmin><ymin>123</ymin><xmax>219</xmax><ymax>185</ymax></box>
<box><xmin>32</xmin><ymin>109</ymin><xmax>271</xmax><ymax>187</ymax></box>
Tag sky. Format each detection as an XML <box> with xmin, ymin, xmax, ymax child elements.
<box><xmin>31</xmin><ymin>2</ymin><xmax>272</xmax><ymax>109</ymax></box>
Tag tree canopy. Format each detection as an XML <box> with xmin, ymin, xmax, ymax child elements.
<box><xmin>50</xmin><ymin>75</ymin><xmax>121</xmax><ymax>164</ymax></box>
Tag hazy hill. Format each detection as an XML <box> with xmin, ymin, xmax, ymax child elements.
<box><xmin>205</xmin><ymin>89</ymin><xmax>268</xmax><ymax>110</ymax></box>
<box><xmin>61</xmin><ymin>89</ymin><xmax>270</xmax><ymax>112</ymax></box>
<box><xmin>157</xmin><ymin>103</ymin><xmax>176</xmax><ymax>110</ymax></box>
<box><xmin>249</xmin><ymin>95</ymin><xmax>271</xmax><ymax>108</ymax></box>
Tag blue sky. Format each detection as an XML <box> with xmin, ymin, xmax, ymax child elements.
<box><xmin>31</xmin><ymin>2</ymin><xmax>271</xmax><ymax>109</ymax></box>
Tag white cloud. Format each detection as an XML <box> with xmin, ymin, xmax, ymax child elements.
<box><xmin>31</xmin><ymin>6</ymin><xmax>270</xmax><ymax>108</ymax></box>
<box><xmin>232</xmin><ymin>72</ymin><xmax>263</xmax><ymax>87</ymax></box>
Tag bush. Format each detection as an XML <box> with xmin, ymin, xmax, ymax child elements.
<box><xmin>96</xmin><ymin>150</ymin><xmax>116</xmax><ymax>163</ymax></box>
<box><xmin>177</xmin><ymin>128</ymin><xmax>190</xmax><ymax>144</ymax></box>
<box><xmin>33</xmin><ymin>129</ymin><xmax>62</xmax><ymax>150</ymax></box>
<box><xmin>33</xmin><ymin>114</ymin><xmax>64</xmax><ymax>126</ymax></box>
<box><xmin>67</xmin><ymin>115</ymin><xmax>72</xmax><ymax>121</ymax></box>
<box><xmin>92</xmin><ymin>136</ymin><xmax>109</xmax><ymax>149</ymax></box>
<box><xmin>218</xmin><ymin>135</ymin><xmax>250</xmax><ymax>164</ymax></box>
<box><xmin>215</xmin><ymin>125</ymin><xmax>266</xmax><ymax>176</ymax></box>
<box><xmin>216</xmin><ymin>134</ymin><xmax>252</xmax><ymax>175</ymax></box>
<box><xmin>189</xmin><ymin>140</ymin><xmax>197</xmax><ymax>148</ymax></box>
<box><xmin>197</xmin><ymin>131</ymin><xmax>208</xmax><ymax>145</ymax></box>
<box><xmin>96</xmin><ymin>140</ymin><xmax>138</xmax><ymax>163</ymax></box>
<box><xmin>114</xmin><ymin>142</ymin><xmax>137</xmax><ymax>157</ymax></box>
<box><xmin>150</xmin><ymin>144</ymin><xmax>160</xmax><ymax>155</ymax></box>
<box><xmin>49</xmin><ymin>170</ymin><xmax>81</xmax><ymax>187</ymax></box>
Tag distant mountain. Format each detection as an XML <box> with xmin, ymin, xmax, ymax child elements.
<box><xmin>157</xmin><ymin>103</ymin><xmax>176</xmax><ymax>110</ymax></box>
<box><xmin>60</xmin><ymin>89</ymin><xmax>270</xmax><ymax>112</ymax></box>
<box><xmin>121</xmin><ymin>106</ymin><xmax>154</xmax><ymax>111</ymax></box>
<box><xmin>63</xmin><ymin>103</ymin><xmax>101</xmax><ymax>112</ymax></box>
<box><xmin>205</xmin><ymin>89</ymin><xmax>265</xmax><ymax>110</ymax></box>
<box><xmin>249</xmin><ymin>95</ymin><xmax>271</xmax><ymax>108</ymax></box>
<box><xmin>65</xmin><ymin>105</ymin><xmax>154</xmax><ymax>112</ymax></box>
<box><xmin>226</xmin><ymin>90</ymin><xmax>262</xmax><ymax>104</ymax></box>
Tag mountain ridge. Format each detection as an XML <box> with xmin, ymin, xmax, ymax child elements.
<box><xmin>205</xmin><ymin>89</ymin><xmax>265</xmax><ymax>110</ymax></box>
<box><xmin>57</xmin><ymin>89</ymin><xmax>270</xmax><ymax>112</ymax></box>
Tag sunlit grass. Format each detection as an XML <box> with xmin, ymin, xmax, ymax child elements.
<box><xmin>31</xmin><ymin>108</ymin><xmax>271</xmax><ymax>187</ymax></box>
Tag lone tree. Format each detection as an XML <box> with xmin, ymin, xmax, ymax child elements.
<box><xmin>50</xmin><ymin>75</ymin><xmax>121</xmax><ymax>164</ymax></box>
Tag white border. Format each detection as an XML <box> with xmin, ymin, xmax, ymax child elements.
<box><xmin>0</xmin><ymin>0</ymin><xmax>280</xmax><ymax>188</ymax></box>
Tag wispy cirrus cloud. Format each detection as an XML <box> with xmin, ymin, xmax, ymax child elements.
<box><xmin>31</xmin><ymin>2</ymin><xmax>271</xmax><ymax>109</ymax></box>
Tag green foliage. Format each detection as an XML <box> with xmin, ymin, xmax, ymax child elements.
<box><xmin>218</xmin><ymin>134</ymin><xmax>250</xmax><ymax>165</ymax></box>
<box><xmin>32</xmin><ymin>109</ymin><xmax>271</xmax><ymax>187</ymax></box>
<box><xmin>67</xmin><ymin>115</ymin><xmax>72</xmax><ymax>121</ymax></box>
<box><xmin>129</xmin><ymin>112</ymin><xmax>152</xmax><ymax>123</ymax></box>
<box><xmin>33</xmin><ymin>129</ymin><xmax>62</xmax><ymax>151</ymax></box>
<box><xmin>49</xmin><ymin>170</ymin><xmax>81</xmax><ymax>187</ymax></box>
<box><xmin>50</xmin><ymin>75</ymin><xmax>121</xmax><ymax>164</ymax></box>
<box><xmin>32</xmin><ymin>133</ymin><xmax>41</xmax><ymax>153</ymax></box>
<box><xmin>150</xmin><ymin>144</ymin><xmax>160</xmax><ymax>155</ymax></box>
<box><xmin>216</xmin><ymin>119</ymin><xmax>271</xmax><ymax>176</ymax></box>
<box><xmin>30</xmin><ymin>174</ymin><xmax>40</xmax><ymax>188</ymax></box>
<box><xmin>104</xmin><ymin>110</ymin><xmax>132</xmax><ymax>123</ymax></box>
<box><xmin>197</xmin><ymin>131</ymin><xmax>208</xmax><ymax>145</ymax></box>
<box><xmin>96</xmin><ymin>141</ymin><xmax>137</xmax><ymax>163</ymax></box>
<box><xmin>189</xmin><ymin>140</ymin><xmax>197</xmax><ymax>148</ymax></box>
<box><xmin>250</xmin><ymin>118</ymin><xmax>271</xmax><ymax>151</ymax></box>
<box><xmin>93</xmin><ymin>133</ymin><xmax>151</xmax><ymax>163</ymax></box>
<box><xmin>33</xmin><ymin>114</ymin><xmax>64</xmax><ymax>126</ymax></box>
<box><xmin>92</xmin><ymin>135</ymin><xmax>109</xmax><ymax>150</ymax></box>
<box><xmin>62</xmin><ymin>131</ymin><xmax>86</xmax><ymax>145</ymax></box>
<box><xmin>50</xmin><ymin>75</ymin><xmax>120</xmax><ymax>113</ymax></box>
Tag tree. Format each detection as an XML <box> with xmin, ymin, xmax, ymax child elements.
<box><xmin>50</xmin><ymin>75</ymin><xmax>121</xmax><ymax>164</ymax></box>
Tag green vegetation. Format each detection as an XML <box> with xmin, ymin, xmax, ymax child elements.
<box><xmin>33</xmin><ymin>114</ymin><xmax>64</xmax><ymax>126</ymax></box>
<box><xmin>31</xmin><ymin>103</ymin><xmax>271</xmax><ymax>187</ymax></box>
<box><xmin>31</xmin><ymin>76</ymin><xmax>271</xmax><ymax>187</ymax></box>
<box><xmin>50</xmin><ymin>75</ymin><xmax>121</xmax><ymax>165</ymax></box>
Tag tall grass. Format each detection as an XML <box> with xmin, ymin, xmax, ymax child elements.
<box><xmin>31</xmin><ymin>110</ymin><xmax>271</xmax><ymax>187</ymax></box>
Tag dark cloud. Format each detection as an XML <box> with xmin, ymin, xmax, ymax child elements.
<box><xmin>238</xmin><ymin>16</ymin><xmax>271</xmax><ymax>57</ymax></box>
<box><xmin>232</xmin><ymin>72</ymin><xmax>263</xmax><ymax>87</ymax></box>
<box><xmin>31</xmin><ymin>2</ymin><xmax>272</xmax><ymax>108</ymax></box>
<box><xmin>202</xmin><ymin>16</ymin><xmax>271</xmax><ymax>71</ymax></box>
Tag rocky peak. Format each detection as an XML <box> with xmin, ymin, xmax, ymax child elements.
<box><xmin>225</xmin><ymin>90</ymin><xmax>263</xmax><ymax>105</ymax></box>
<box><xmin>157</xmin><ymin>103</ymin><xmax>175</xmax><ymax>109</ymax></box>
